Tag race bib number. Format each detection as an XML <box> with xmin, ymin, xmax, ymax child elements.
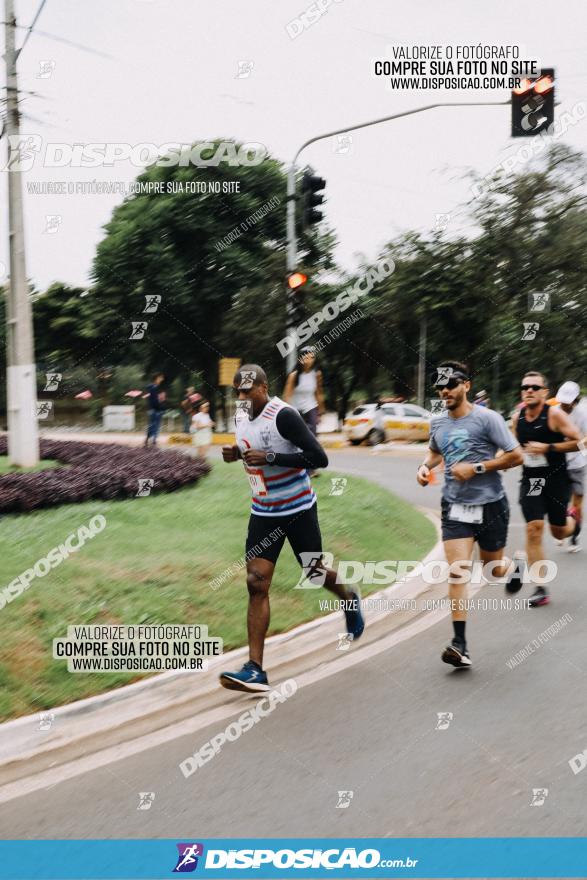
<box><xmin>246</xmin><ymin>468</ymin><xmax>267</xmax><ymax>496</ymax></box>
<box><xmin>449</xmin><ymin>503</ymin><xmax>483</xmax><ymax>524</ymax></box>
<box><xmin>524</xmin><ymin>453</ymin><xmax>548</xmax><ymax>468</ymax></box>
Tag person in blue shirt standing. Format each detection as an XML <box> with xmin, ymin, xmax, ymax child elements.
<box><xmin>144</xmin><ymin>372</ymin><xmax>165</xmax><ymax>447</ymax></box>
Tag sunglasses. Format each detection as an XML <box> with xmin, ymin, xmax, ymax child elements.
<box><xmin>521</xmin><ymin>384</ymin><xmax>544</xmax><ymax>392</ymax></box>
<box><xmin>433</xmin><ymin>377</ymin><xmax>464</xmax><ymax>391</ymax></box>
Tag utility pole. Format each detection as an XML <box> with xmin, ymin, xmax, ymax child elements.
<box><xmin>4</xmin><ymin>0</ymin><xmax>39</xmax><ymax>465</ymax></box>
<box><xmin>492</xmin><ymin>353</ymin><xmax>500</xmax><ymax>415</ymax></box>
<box><xmin>417</xmin><ymin>315</ymin><xmax>427</xmax><ymax>408</ymax></box>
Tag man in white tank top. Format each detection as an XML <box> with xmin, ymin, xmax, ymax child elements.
<box><xmin>219</xmin><ymin>364</ymin><xmax>364</xmax><ymax>692</ymax></box>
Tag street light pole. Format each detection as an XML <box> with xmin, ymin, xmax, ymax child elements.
<box><xmin>285</xmin><ymin>100</ymin><xmax>508</xmax><ymax>378</ymax></box>
<box><xmin>4</xmin><ymin>0</ymin><xmax>39</xmax><ymax>465</ymax></box>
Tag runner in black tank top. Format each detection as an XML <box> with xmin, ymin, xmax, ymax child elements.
<box><xmin>517</xmin><ymin>403</ymin><xmax>567</xmax><ymax>477</ymax></box>
<box><xmin>511</xmin><ymin>372</ymin><xmax>582</xmax><ymax>606</ymax></box>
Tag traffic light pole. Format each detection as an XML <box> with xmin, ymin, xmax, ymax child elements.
<box><xmin>4</xmin><ymin>0</ymin><xmax>39</xmax><ymax>465</ymax></box>
<box><xmin>285</xmin><ymin>99</ymin><xmax>508</xmax><ymax>375</ymax></box>
<box><xmin>285</xmin><ymin>165</ymin><xmax>301</xmax><ymax>375</ymax></box>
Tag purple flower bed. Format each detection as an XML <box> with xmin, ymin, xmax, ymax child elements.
<box><xmin>0</xmin><ymin>438</ymin><xmax>211</xmax><ymax>513</ymax></box>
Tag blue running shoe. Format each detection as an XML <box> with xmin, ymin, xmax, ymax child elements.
<box><xmin>344</xmin><ymin>590</ymin><xmax>365</xmax><ymax>640</ymax></box>
<box><xmin>219</xmin><ymin>660</ymin><xmax>270</xmax><ymax>693</ymax></box>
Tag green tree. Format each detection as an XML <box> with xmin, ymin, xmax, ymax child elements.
<box><xmin>87</xmin><ymin>143</ymin><xmax>334</xmax><ymax>408</ymax></box>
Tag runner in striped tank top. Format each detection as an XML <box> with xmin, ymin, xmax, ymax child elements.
<box><xmin>219</xmin><ymin>364</ymin><xmax>365</xmax><ymax>692</ymax></box>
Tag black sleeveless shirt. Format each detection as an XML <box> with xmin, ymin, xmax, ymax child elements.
<box><xmin>516</xmin><ymin>403</ymin><xmax>567</xmax><ymax>476</ymax></box>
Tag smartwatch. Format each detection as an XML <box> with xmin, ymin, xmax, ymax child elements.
<box><xmin>265</xmin><ymin>451</ymin><xmax>276</xmax><ymax>464</ymax></box>
<box><xmin>473</xmin><ymin>463</ymin><xmax>486</xmax><ymax>475</ymax></box>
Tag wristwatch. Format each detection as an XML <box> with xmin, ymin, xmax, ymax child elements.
<box><xmin>473</xmin><ymin>463</ymin><xmax>486</xmax><ymax>475</ymax></box>
<box><xmin>265</xmin><ymin>451</ymin><xmax>276</xmax><ymax>464</ymax></box>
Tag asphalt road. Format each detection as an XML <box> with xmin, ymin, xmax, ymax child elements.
<box><xmin>1</xmin><ymin>448</ymin><xmax>586</xmax><ymax>839</ymax></box>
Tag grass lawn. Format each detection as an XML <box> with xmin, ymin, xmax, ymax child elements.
<box><xmin>0</xmin><ymin>463</ymin><xmax>435</xmax><ymax>720</ymax></box>
<box><xmin>0</xmin><ymin>457</ymin><xmax>62</xmax><ymax>474</ymax></box>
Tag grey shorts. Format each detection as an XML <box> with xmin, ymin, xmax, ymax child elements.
<box><xmin>568</xmin><ymin>468</ymin><xmax>585</xmax><ymax>497</ymax></box>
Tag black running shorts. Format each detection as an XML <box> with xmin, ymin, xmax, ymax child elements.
<box><xmin>440</xmin><ymin>496</ymin><xmax>509</xmax><ymax>551</ymax></box>
<box><xmin>519</xmin><ymin>471</ymin><xmax>570</xmax><ymax>526</ymax></box>
<box><xmin>245</xmin><ymin>502</ymin><xmax>323</xmax><ymax>567</ymax></box>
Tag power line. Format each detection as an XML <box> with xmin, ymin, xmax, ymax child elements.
<box><xmin>18</xmin><ymin>0</ymin><xmax>48</xmax><ymax>54</ymax></box>
<box><xmin>1</xmin><ymin>15</ymin><xmax>114</xmax><ymax>59</ymax></box>
<box><xmin>19</xmin><ymin>24</ymin><xmax>114</xmax><ymax>58</ymax></box>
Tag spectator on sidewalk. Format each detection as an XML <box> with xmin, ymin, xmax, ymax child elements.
<box><xmin>180</xmin><ymin>386</ymin><xmax>197</xmax><ymax>433</ymax></box>
<box><xmin>191</xmin><ymin>400</ymin><xmax>215</xmax><ymax>460</ymax></box>
<box><xmin>283</xmin><ymin>347</ymin><xmax>325</xmax><ymax>437</ymax></box>
<box><xmin>283</xmin><ymin>347</ymin><xmax>325</xmax><ymax>477</ymax></box>
<box><xmin>145</xmin><ymin>373</ymin><xmax>165</xmax><ymax>447</ymax></box>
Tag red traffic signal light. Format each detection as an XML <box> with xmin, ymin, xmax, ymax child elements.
<box><xmin>287</xmin><ymin>272</ymin><xmax>308</xmax><ymax>290</ymax></box>
<box><xmin>511</xmin><ymin>68</ymin><xmax>554</xmax><ymax>137</ymax></box>
<box><xmin>534</xmin><ymin>74</ymin><xmax>554</xmax><ymax>94</ymax></box>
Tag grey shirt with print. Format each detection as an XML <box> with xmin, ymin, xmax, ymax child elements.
<box><xmin>429</xmin><ymin>406</ymin><xmax>519</xmax><ymax>504</ymax></box>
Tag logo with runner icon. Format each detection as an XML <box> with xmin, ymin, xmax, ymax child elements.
<box><xmin>528</xmin><ymin>292</ymin><xmax>550</xmax><ymax>312</ymax></box>
<box><xmin>436</xmin><ymin>712</ymin><xmax>453</xmax><ymax>730</ymax></box>
<box><xmin>293</xmin><ymin>552</ymin><xmax>335</xmax><ymax>588</ymax></box>
<box><xmin>527</xmin><ymin>478</ymin><xmax>546</xmax><ymax>496</ymax></box>
<box><xmin>521</xmin><ymin>322</ymin><xmax>539</xmax><ymax>341</ymax></box>
<box><xmin>329</xmin><ymin>477</ymin><xmax>347</xmax><ymax>496</ymax></box>
<box><xmin>173</xmin><ymin>843</ymin><xmax>204</xmax><ymax>872</ymax></box>
<box><xmin>235</xmin><ymin>400</ymin><xmax>252</xmax><ymax>423</ymax></box>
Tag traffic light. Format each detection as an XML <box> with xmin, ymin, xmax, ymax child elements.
<box><xmin>287</xmin><ymin>272</ymin><xmax>308</xmax><ymax>291</ymax></box>
<box><xmin>301</xmin><ymin>171</ymin><xmax>326</xmax><ymax>228</ymax></box>
<box><xmin>511</xmin><ymin>68</ymin><xmax>554</xmax><ymax>137</ymax></box>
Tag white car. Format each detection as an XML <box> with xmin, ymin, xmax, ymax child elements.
<box><xmin>373</xmin><ymin>402</ymin><xmax>432</xmax><ymax>443</ymax></box>
<box><xmin>342</xmin><ymin>404</ymin><xmax>379</xmax><ymax>445</ymax></box>
<box><xmin>343</xmin><ymin>402</ymin><xmax>432</xmax><ymax>446</ymax></box>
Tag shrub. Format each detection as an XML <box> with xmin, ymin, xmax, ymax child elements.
<box><xmin>0</xmin><ymin>438</ymin><xmax>210</xmax><ymax>512</ymax></box>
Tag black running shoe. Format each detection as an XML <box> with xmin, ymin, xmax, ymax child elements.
<box><xmin>442</xmin><ymin>638</ymin><xmax>472</xmax><ymax>668</ymax></box>
<box><xmin>528</xmin><ymin>586</ymin><xmax>550</xmax><ymax>607</ymax></box>
<box><xmin>569</xmin><ymin>508</ymin><xmax>582</xmax><ymax>543</ymax></box>
<box><xmin>344</xmin><ymin>590</ymin><xmax>365</xmax><ymax>640</ymax></box>
<box><xmin>505</xmin><ymin>555</ymin><xmax>525</xmax><ymax>594</ymax></box>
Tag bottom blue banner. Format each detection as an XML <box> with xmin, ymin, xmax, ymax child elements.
<box><xmin>1</xmin><ymin>838</ymin><xmax>586</xmax><ymax>879</ymax></box>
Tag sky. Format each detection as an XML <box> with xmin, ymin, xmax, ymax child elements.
<box><xmin>1</xmin><ymin>0</ymin><xmax>586</xmax><ymax>292</ymax></box>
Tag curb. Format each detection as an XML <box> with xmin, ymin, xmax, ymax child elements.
<box><xmin>38</xmin><ymin>430</ymin><xmax>349</xmax><ymax>450</ymax></box>
<box><xmin>37</xmin><ymin>430</ymin><xmax>426</xmax><ymax>453</ymax></box>
<box><xmin>211</xmin><ymin>433</ymin><xmax>348</xmax><ymax>449</ymax></box>
<box><xmin>0</xmin><ymin>511</ymin><xmax>442</xmax><ymax>786</ymax></box>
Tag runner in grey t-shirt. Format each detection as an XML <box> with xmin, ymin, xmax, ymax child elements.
<box><xmin>417</xmin><ymin>361</ymin><xmax>523</xmax><ymax>669</ymax></box>
<box><xmin>429</xmin><ymin>406</ymin><xmax>519</xmax><ymax>505</ymax></box>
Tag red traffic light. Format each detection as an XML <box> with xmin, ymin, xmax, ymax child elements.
<box><xmin>534</xmin><ymin>74</ymin><xmax>554</xmax><ymax>94</ymax></box>
<box><xmin>288</xmin><ymin>272</ymin><xmax>308</xmax><ymax>290</ymax></box>
<box><xmin>512</xmin><ymin>78</ymin><xmax>533</xmax><ymax>95</ymax></box>
<box><xmin>511</xmin><ymin>67</ymin><xmax>555</xmax><ymax>137</ymax></box>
